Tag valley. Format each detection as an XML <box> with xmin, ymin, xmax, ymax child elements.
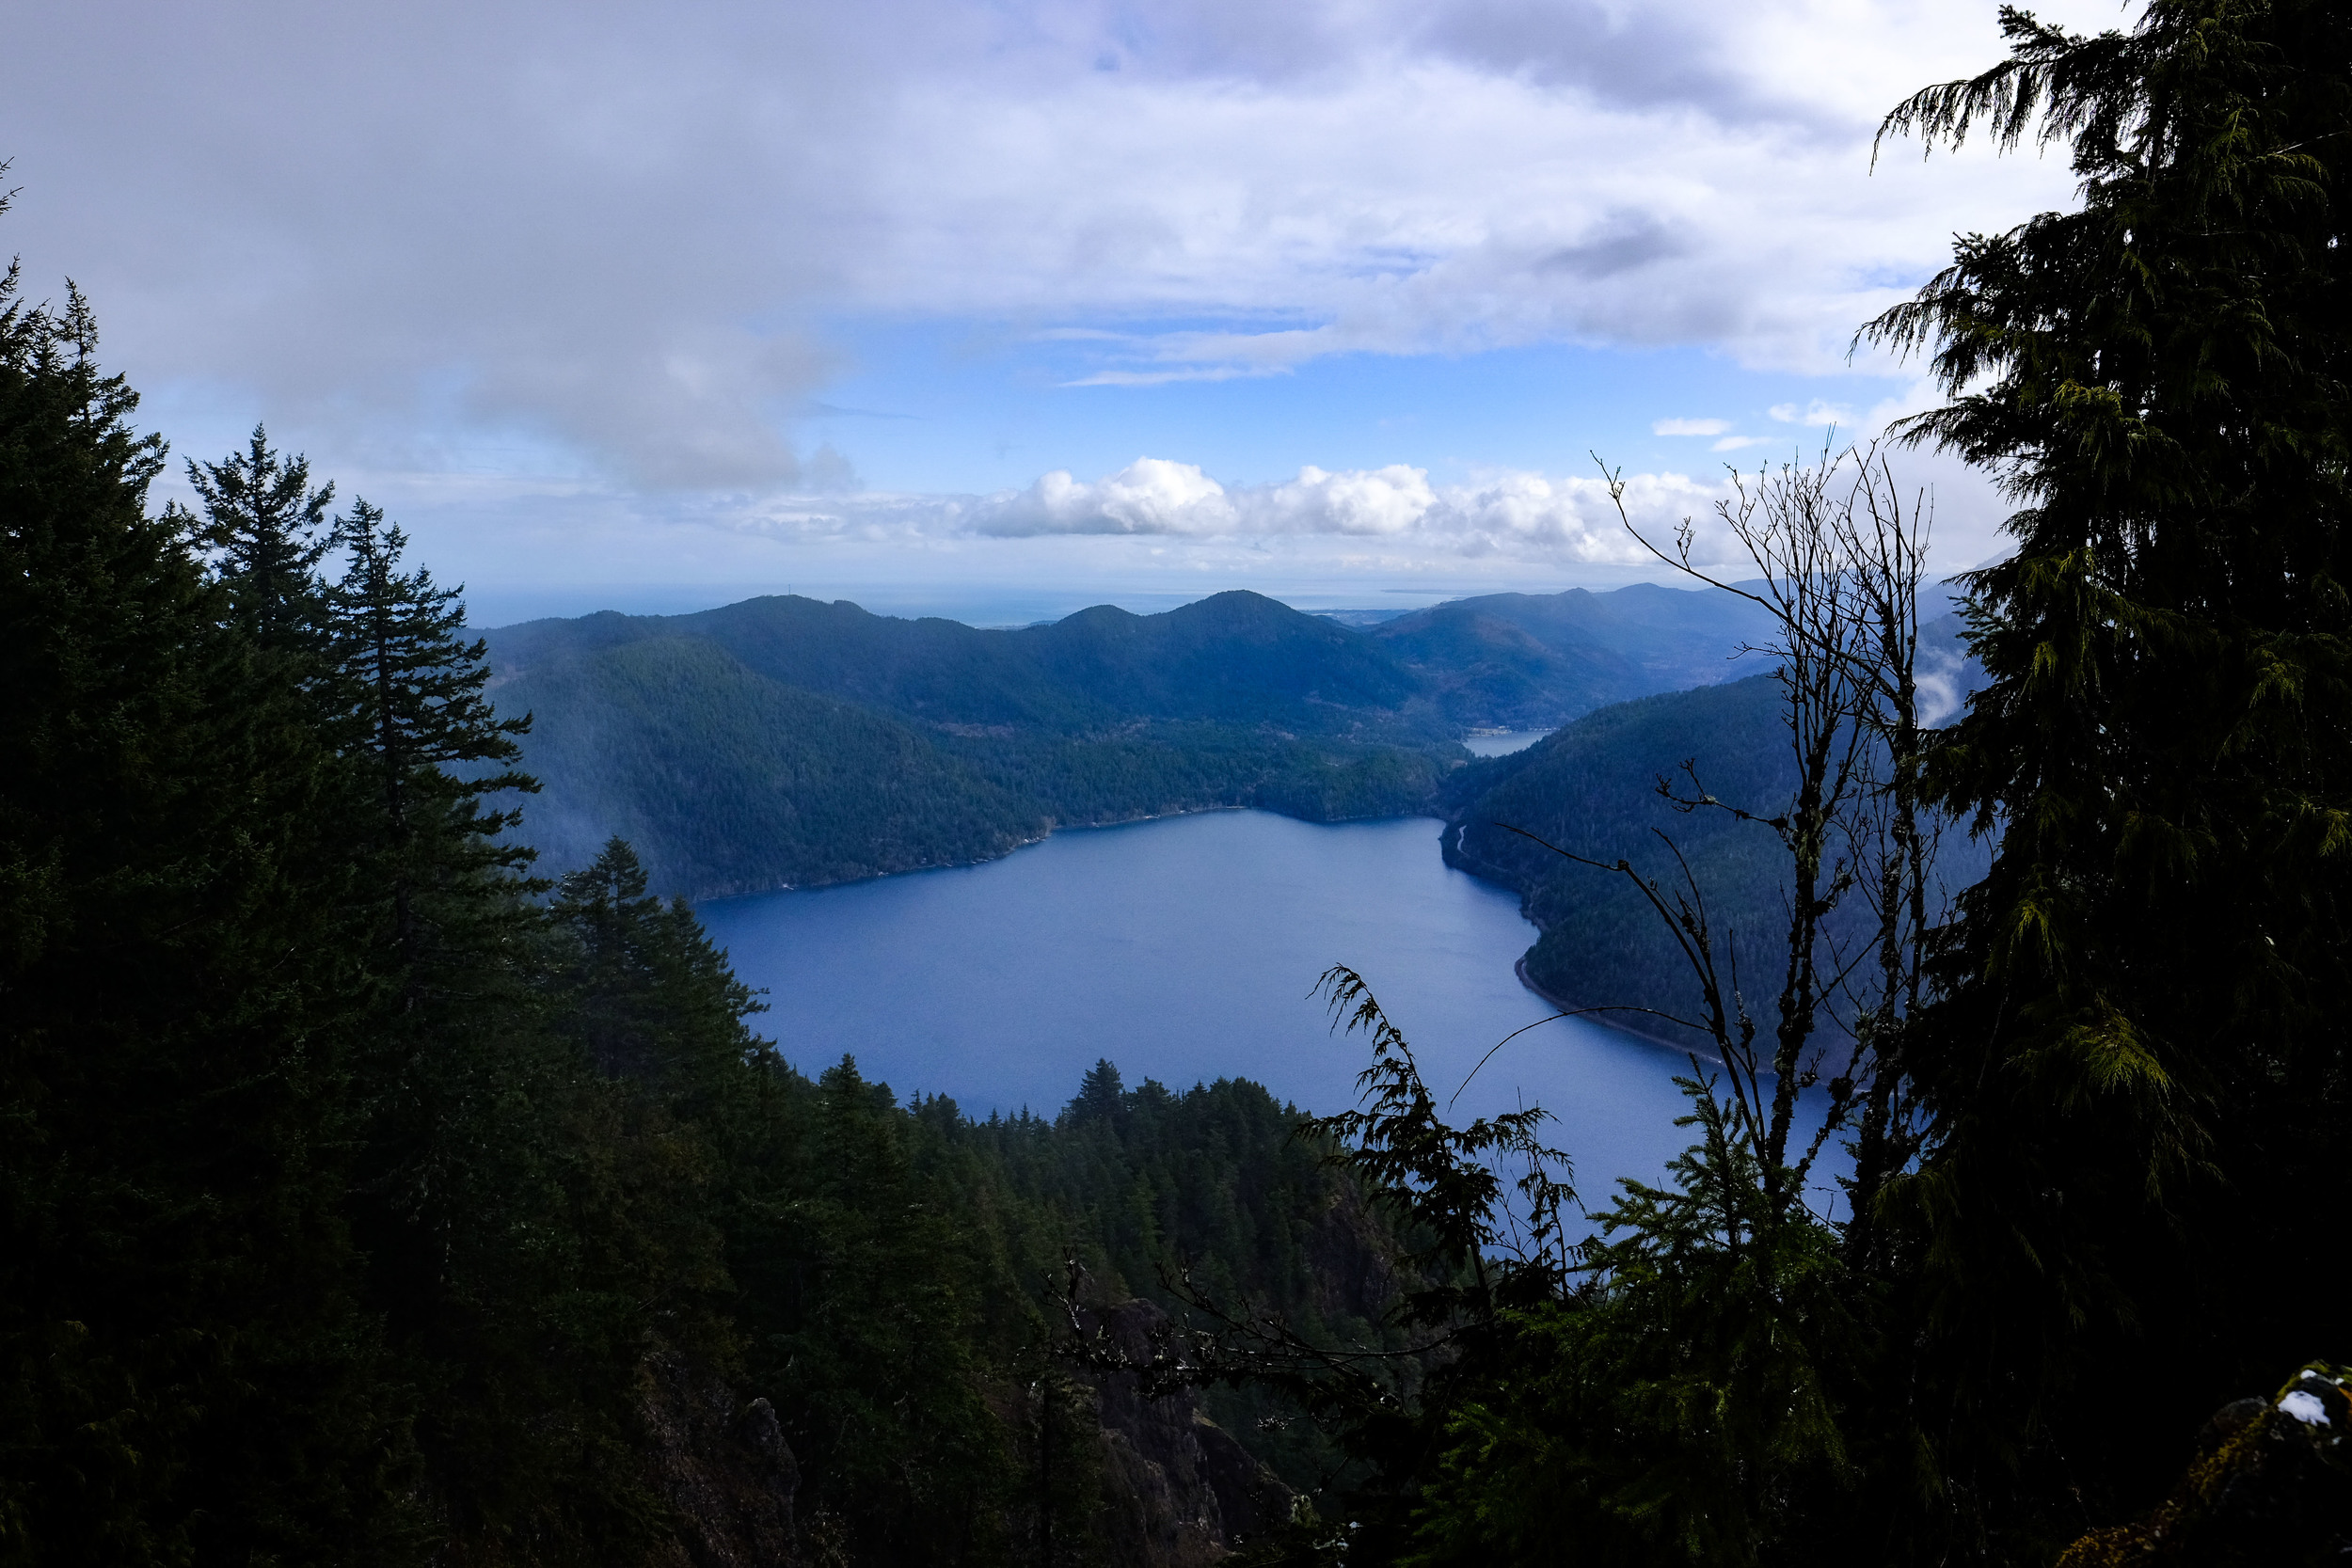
<box><xmin>482</xmin><ymin>581</ymin><xmax>1782</xmax><ymax>897</ymax></box>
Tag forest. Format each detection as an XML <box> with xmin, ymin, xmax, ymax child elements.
<box><xmin>480</xmin><ymin>576</ymin><xmax>1778</xmax><ymax>897</ymax></box>
<box><xmin>5</xmin><ymin>2</ymin><xmax>2350</xmax><ymax>1564</ymax></box>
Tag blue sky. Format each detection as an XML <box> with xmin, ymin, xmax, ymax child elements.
<box><xmin>806</xmin><ymin>326</ymin><xmax>1906</xmax><ymax>493</ymax></box>
<box><xmin>6</xmin><ymin>0</ymin><xmax>2116</xmax><ymax>626</ymax></box>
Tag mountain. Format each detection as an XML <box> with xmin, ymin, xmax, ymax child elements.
<box><xmin>1368</xmin><ymin>581</ymin><xmax>1784</xmax><ymax>730</ymax></box>
<box><xmin>1440</xmin><ymin>639</ymin><xmax>1988</xmax><ymax>1053</ymax></box>
<box><xmin>1441</xmin><ymin>674</ymin><xmax>1805</xmax><ymax>1050</ymax></box>
<box><xmin>493</xmin><ymin>589</ymin><xmax>1437</xmax><ymax>741</ymax></box>
<box><xmin>495</xmin><ymin>636</ymin><xmax>1043</xmax><ymax>895</ymax></box>
<box><xmin>481</xmin><ymin>583</ymin><xmax>1808</xmax><ymax>897</ymax></box>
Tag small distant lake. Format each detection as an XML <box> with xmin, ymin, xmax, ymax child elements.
<box><xmin>1463</xmin><ymin>730</ymin><xmax>1553</xmax><ymax>756</ymax></box>
<box><xmin>701</xmin><ymin>810</ymin><xmax>1837</xmax><ymax>1217</ymax></box>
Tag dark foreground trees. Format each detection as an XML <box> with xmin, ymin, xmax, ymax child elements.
<box><xmin>1867</xmin><ymin>0</ymin><xmax>2352</xmax><ymax>1548</ymax></box>
<box><xmin>0</xmin><ymin>261</ymin><xmax>412</xmax><ymax>1565</ymax></box>
<box><xmin>0</xmin><ymin>245</ymin><xmax>1391</xmax><ymax>1562</ymax></box>
<box><xmin>1094</xmin><ymin>6</ymin><xmax>2351</xmax><ymax>1563</ymax></box>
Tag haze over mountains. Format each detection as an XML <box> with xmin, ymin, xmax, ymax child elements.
<box><xmin>483</xmin><ymin>581</ymin><xmax>1785</xmax><ymax>896</ymax></box>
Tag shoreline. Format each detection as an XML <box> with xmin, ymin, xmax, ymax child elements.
<box><xmin>692</xmin><ymin>802</ymin><xmax>1448</xmax><ymax>907</ymax></box>
<box><xmin>1513</xmin><ymin>955</ymin><xmax>1714</xmax><ymax>1062</ymax></box>
<box><xmin>1452</xmin><ymin>820</ymin><xmax>1715</xmax><ymax>1064</ymax></box>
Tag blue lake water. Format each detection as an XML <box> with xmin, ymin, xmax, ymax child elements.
<box><xmin>1462</xmin><ymin>729</ymin><xmax>1553</xmax><ymax>757</ymax></box>
<box><xmin>699</xmin><ymin>809</ymin><xmax>1836</xmax><ymax>1221</ymax></box>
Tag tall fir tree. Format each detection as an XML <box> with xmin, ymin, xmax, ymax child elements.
<box><xmin>185</xmin><ymin>423</ymin><xmax>333</xmax><ymax>652</ymax></box>
<box><xmin>0</xmin><ymin>259</ymin><xmax>417</xmax><ymax>1561</ymax></box>
<box><xmin>322</xmin><ymin>498</ymin><xmax>534</xmax><ymax>962</ymax></box>
<box><xmin>544</xmin><ymin>837</ymin><xmax>766</xmax><ymax>1101</ymax></box>
<box><xmin>1865</xmin><ymin>0</ymin><xmax>2352</xmax><ymax>1546</ymax></box>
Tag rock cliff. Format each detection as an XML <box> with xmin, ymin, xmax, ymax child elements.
<box><xmin>2060</xmin><ymin>1363</ymin><xmax>2351</xmax><ymax>1565</ymax></box>
<box><xmin>1087</xmin><ymin>1300</ymin><xmax>1296</xmax><ymax>1567</ymax></box>
<box><xmin>633</xmin><ymin>1354</ymin><xmax>802</xmax><ymax>1568</ymax></box>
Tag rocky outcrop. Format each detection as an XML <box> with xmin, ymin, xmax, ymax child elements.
<box><xmin>1305</xmin><ymin>1180</ymin><xmax>1405</xmax><ymax>1329</ymax></box>
<box><xmin>634</xmin><ymin>1354</ymin><xmax>801</xmax><ymax>1568</ymax></box>
<box><xmin>1086</xmin><ymin>1301</ymin><xmax>1295</xmax><ymax>1568</ymax></box>
<box><xmin>2059</xmin><ymin>1363</ymin><xmax>2351</xmax><ymax>1565</ymax></box>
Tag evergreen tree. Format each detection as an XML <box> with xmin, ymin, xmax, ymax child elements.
<box><xmin>545</xmin><ymin>836</ymin><xmax>767</xmax><ymax>1099</ymax></box>
<box><xmin>186</xmin><ymin>423</ymin><xmax>333</xmax><ymax>650</ymax></box>
<box><xmin>0</xmin><ymin>260</ymin><xmax>414</xmax><ymax>1562</ymax></box>
<box><xmin>322</xmin><ymin>498</ymin><xmax>533</xmax><ymax>960</ymax></box>
<box><xmin>1864</xmin><ymin>0</ymin><xmax>2352</xmax><ymax>1544</ymax></box>
<box><xmin>1072</xmin><ymin>1057</ymin><xmax>1126</xmax><ymax>1124</ymax></box>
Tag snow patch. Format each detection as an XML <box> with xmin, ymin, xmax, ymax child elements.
<box><xmin>2279</xmin><ymin>1390</ymin><xmax>2330</xmax><ymax>1426</ymax></box>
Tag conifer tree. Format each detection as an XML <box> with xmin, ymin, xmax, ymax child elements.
<box><xmin>323</xmin><ymin>498</ymin><xmax>533</xmax><ymax>959</ymax></box>
<box><xmin>0</xmin><ymin>254</ymin><xmax>414</xmax><ymax>1561</ymax></box>
<box><xmin>1865</xmin><ymin>0</ymin><xmax>2352</xmax><ymax>1537</ymax></box>
<box><xmin>186</xmin><ymin>423</ymin><xmax>334</xmax><ymax>650</ymax></box>
<box><xmin>1072</xmin><ymin>1057</ymin><xmax>1126</xmax><ymax>1124</ymax></box>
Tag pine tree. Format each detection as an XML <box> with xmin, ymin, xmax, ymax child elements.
<box><xmin>1864</xmin><ymin>0</ymin><xmax>2352</xmax><ymax>1541</ymax></box>
<box><xmin>0</xmin><ymin>256</ymin><xmax>417</xmax><ymax>1561</ymax></box>
<box><xmin>548</xmin><ymin>838</ymin><xmax>682</xmax><ymax>1082</ymax></box>
<box><xmin>186</xmin><ymin>423</ymin><xmax>334</xmax><ymax>650</ymax></box>
<box><xmin>323</xmin><ymin>498</ymin><xmax>534</xmax><ymax>960</ymax></box>
<box><xmin>1072</xmin><ymin>1057</ymin><xmax>1125</xmax><ymax>1125</ymax></box>
<box><xmin>542</xmin><ymin>838</ymin><xmax>771</xmax><ymax>1182</ymax></box>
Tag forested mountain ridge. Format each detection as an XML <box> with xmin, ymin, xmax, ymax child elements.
<box><xmin>1438</xmin><ymin>612</ymin><xmax>1985</xmax><ymax>1052</ymax></box>
<box><xmin>484</xmin><ymin>581</ymin><xmax>1785</xmax><ymax>896</ymax></box>
<box><xmin>488</xmin><ymin>634</ymin><xmax>1047</xmax><ymax>895</ymax></box>
<box><xmin>489</xmin><ymin>579</ymin><xmax>1783</xmax><ymax>737</ymax></box>
<box><xmin>488</xmin><ymin>589</ymin><xmax>1435</xmax><ymax>740</ymax></box>
<box><xmin>1368</xmin><ymin>580</ymin><xmax>1783</xmax><ymax>729</ymax></box>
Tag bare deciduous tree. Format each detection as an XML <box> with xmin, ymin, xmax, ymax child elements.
<box><xmin>1496</xmin><ymin>440</ymin><xmax>1948</xmax><ymax>1238</ymax></box>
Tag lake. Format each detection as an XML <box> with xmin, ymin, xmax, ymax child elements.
<box><xmin>700</xmin><ymin>808</ymin><xmax>1837</xmax><ymax>1219</ymax></box>
<box><xmin>1462</xmin><ymin>729</ymin><xmax>1553</xmax><ymax>757</ymax></box>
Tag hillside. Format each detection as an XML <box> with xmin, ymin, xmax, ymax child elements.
<box><xmin>1370</xmin><ymin>581</ymin><xmax>1783</xmax><ymax>729</ymax></box>
<box><xmin>1441</xmin><ymin>645</ymin><xmax>1987</xmax><ymax>1053</ymax></box>
<box><xmin>484</xmin><ymin>583</ymin><xmax>1788</xmax><ymax>896</ymax></box>
<box><xmin>491</xmin><ymin>589</ymin><xmax>1441</xmax><ymax>741</ymax></box>
<box><xmin>493</xmin><ymin>636</ymin><xmax>1044</xmax><ymax>894</ymax></box>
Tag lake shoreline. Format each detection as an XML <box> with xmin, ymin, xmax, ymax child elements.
<box><xmin>696</xmin><ymin>801</ymin><xmax>1447</xmax><ymax>908</ymax></box>
<box><xmin>696</xmin><ymin>807</ymin><xmax>1805</xmax><ymax>1204</ymax></box>
<box><xmin>1513</xmin><ymin>955</ymin><xmax>1714</xmax><ymax>1062</ymax></box>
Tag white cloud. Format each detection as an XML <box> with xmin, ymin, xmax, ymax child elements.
<box><xmin>1769</xmin><ymin>399</ymin><xmax>1854</xmax><ymax>426</ymax></box>
<box><xmin>1655</xmin><ymin>418</ymin><xmax>1731</xmax><ymax>436</ymax></box>
<box><xmin>401</xmin><ymin>434</ymin><xmax>2017</xmax><ymax>625</ymax></box>
<box><xmin>1711</xmin><ymin>436</ymin><xmax>1770</xmax><ymax>451</ymax></box>
<box><xmin>3</xmin><ymin>0</ymin><xmax>2110</xmax><ymax>491</ymax></box>
<box><xmin>740</xmin><ymin>457</ymin><xmax>1739</xmax><ymax>567</ymax></box>
<box><xmin>978</xmin><ymin>458</ymin><xmax>1244</xmax><ymax>536</ymax></box>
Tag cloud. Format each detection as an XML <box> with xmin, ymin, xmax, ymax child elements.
<box><xmin>1655</xmin><ymin>418</ymin><xmax>1731</xmax><ymax>436</ymax></box>
<box><xmin>743</xmin><ymin>457</ymin><xmax>1739</xmax><ymax>566</ymax></box>
<box><xmin>977</xmin><ymin>459</ymin><xmax>1246</xmax><ymax>536</ymax></box>
<box><xmin>1769</xmin><ymin>400</ymin><xmax>1854</xmax><ymax>426</ymax></box>
<box><xmin>1062</xmin><ymin>364</ymin><xmax>1297</xmax><ymax>388</ymax></box>
<box><xmin>2</xmin><ymin>0</ymin><xmax>2103</xmax><ymax>493</ymax></box>
<box><xmin>1711</xmin><ymin>436</ymin><xmax>1770</xmax><ymax>451</ymax></box>
<box><xmin>1915</xmin><ymin>645</ymin><xmax>1968</xmax><ymax>728</ymax></box>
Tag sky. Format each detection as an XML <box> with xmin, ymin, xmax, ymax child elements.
<box><xmin>5</xmin><ymin>0</ymin><xmax>2125</xmax><ymax>626</ymax></box>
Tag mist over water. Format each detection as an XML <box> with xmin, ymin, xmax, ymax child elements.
<box><xmin>1462</xmin><ymin>729</ymin><xmax>1554</xmax><ymax>757</ymax></box>
<box><xmin>699</xmin><ymin>809</ymin><xmax>1839</xmax><ymax>1223</ymax></box>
